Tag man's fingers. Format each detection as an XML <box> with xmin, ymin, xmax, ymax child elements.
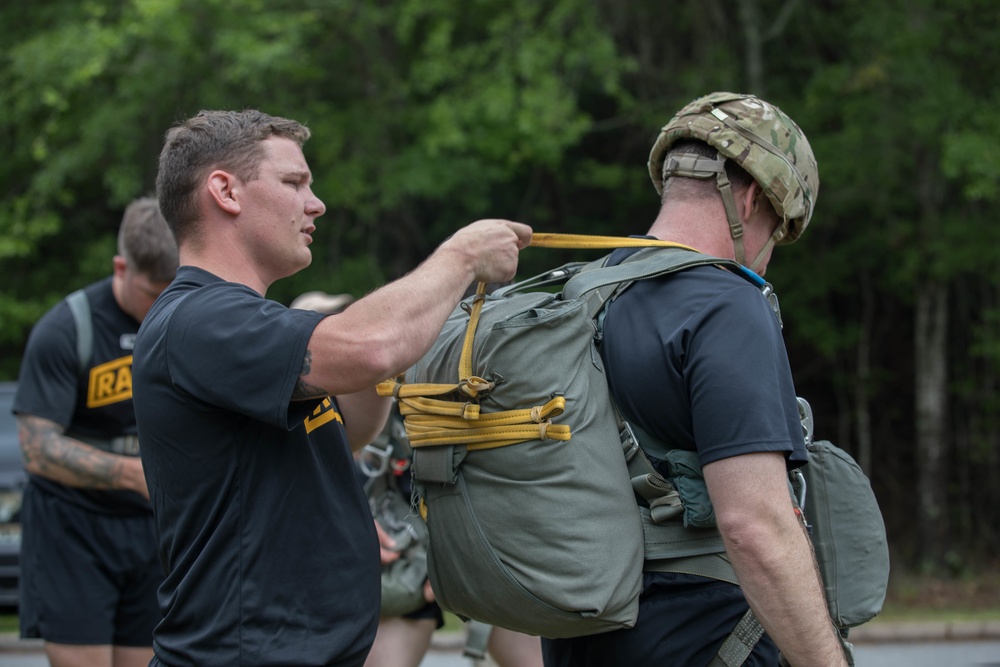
<box><xmin>505</xmin><ymin>221</ymin><xmax>533</xmax><ymax>249</ymax></box>
<box><xmin>374</xmin><ymin>520</ymin><xmax>400</xmax><ymax>564</ymax></box>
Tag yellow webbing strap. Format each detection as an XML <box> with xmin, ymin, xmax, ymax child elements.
<box><xmin>458</xmin><ymin>282</ymin><xmax>487</xmax><ymax>388</ymax></box>
<box><xmin>376</xmin><ymin>233</ymin><xmax>697</xmax><ymax>452</ymax></box>
<box><xmin>529</xmin><ymin>232</ymin><xmax>698</xmax><ymax>253</ymax></box>
<box><xmin>402</xmin><ymin>396</ymin><xmax>570</xmax><ymax>451</ymax></box>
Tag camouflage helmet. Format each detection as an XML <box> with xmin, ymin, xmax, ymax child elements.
<box><xmin>647</xmin><ymin>92</ymin><xmax>819</xmax><ymax>244</ymax></box>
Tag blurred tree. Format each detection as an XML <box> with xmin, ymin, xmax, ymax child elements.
<box><xmin>776</xmin><ymin>0</ymin><xmax>1000</xmax><ymax>570</ymax></box>
<box><xmin>0</xmin><ymin>0</ymin><xmax>628</xmax><ymax>372</ymax></box>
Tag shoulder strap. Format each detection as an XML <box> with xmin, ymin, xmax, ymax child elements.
<box><xmin>65</xmin><ymin>289</ymin><xmax>92</xmax><ymax>376</ymax></box>
<box><xmin>564</xmin><ymin>247</ymin><xmax>741</xmax><ymax>319</ymax></box>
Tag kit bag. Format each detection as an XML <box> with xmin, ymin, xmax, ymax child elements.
<box><xmin>359</xmin><ymin>410</ymin><xmax>431</xmax><ymax>618</ymax></box>
<box><xmin>378</xmin><ymin>241</ymin><xmax>746</xmax><ymax>639</ymax></box>
<box><xmin>789</xmin><ymin>401</ymin><xmax>891</xmax><ymax>629</ymax></box>
<box><xmin>805</xmin><ymin>440</ymin><xmax>890</xmax><ymax>628</ymax></box>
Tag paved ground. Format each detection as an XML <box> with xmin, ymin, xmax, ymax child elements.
<box><xmin>2</xmin><ymin>620</ymin><xmax>999</xmax><ymax>665</ymax></box>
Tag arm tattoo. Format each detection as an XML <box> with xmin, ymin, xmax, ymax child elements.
<box><xmin>293</xmin><ymin>348</ymin><xmax>330</xmax><ymax>400</ymax></box>
<box><xmin>18</xmin><ymin>415</ymin><xmax>124</xmax><ymax>489</ymax></box>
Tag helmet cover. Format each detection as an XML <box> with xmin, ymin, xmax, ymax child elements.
<box><xmin>648</xmin><ymin>92</ymin><xmax>819</xmax><ymax>243</ymax></box>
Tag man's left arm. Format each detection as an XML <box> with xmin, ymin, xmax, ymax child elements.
<box><xmin>336</xmin><ymin>388</ymin><xmax>392</xmax><ymax>453</ymax></box>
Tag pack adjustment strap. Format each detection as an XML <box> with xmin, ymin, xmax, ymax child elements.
<box><xmin>462</xmin><ymin>620</ymin><xmax>494</xmax><ymax>661</ymax></box>
<box><xmin>410</xmin><ymin>444</ymin><xmax>461</xmax><ymax>485</ymax></box>
<box><xmin>620</xmin><ymin>420</ymin><xmax>685</xmax><ymax>523</ymax></box>
<box><xmin>708</xmin><ymin>609</ymin><xmax>766</xmax><ymax>667</ymax></box>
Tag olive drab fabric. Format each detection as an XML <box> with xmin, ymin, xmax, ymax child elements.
<box><xmin>797</xmin><ymin>439</ymin><xmax>890</xmax><ymax>629</ymax></box>
<box><xmin>791</xmin><ymin>398</ymin><xmax>890</xmax><ymax>629</ymax></box>
<box><xmin>380</xmin><ymin>245</ymin><xmax>749</xmax><ymax>639</ymax></box>
<box><xmin>648</xmin><ymin>92</ymin><xmax>820</xmax><ymax>245</ymax></box>
<box><xmin>377</xmin><ymin>233</ymin><xmax>888</xmax><ymax>648</ymax></box>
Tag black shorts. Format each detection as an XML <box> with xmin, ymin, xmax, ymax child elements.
<box><xmin>541</xmin><ymin>572</ymin><xmax>779</xmax><ymax>667</ymax></box>
<box><xmin>19</xmin><ymin>483</ymin><xmax>162</xmax><ymax>646</ymax></box>
<box><xmin>403</xmin><ymin>600</ymin><xmax>445</xmax><ymax>629</ymax></box>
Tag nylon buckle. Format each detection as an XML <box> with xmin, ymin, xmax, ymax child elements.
<box><xmin>620</xmin><ymin>421</ymin><xmax>640</xmax><ymax>462</ymax></box>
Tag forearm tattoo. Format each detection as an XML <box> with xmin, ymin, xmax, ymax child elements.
<box><xmin>18</xmin><ymin>415</ymin><xmax>123</xmax><ymax>489</ymax></box>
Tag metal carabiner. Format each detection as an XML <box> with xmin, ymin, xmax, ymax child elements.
<box><xmin>760</xmin><ymin>283</ymin><xmax>783</xmax><ymax>329</ymax></box>
<box><xmin>796</xmin><ymin>396</ymin><xmax>814</xmax><ymax>447</ymax></box>
<box><xmin>359</xmin><ymin>441</ymin><xmax>392</xmax><ymax>478</ymax></box>
<box><xmin>790</xmin><ymin>467</ymin><xmax>808</xmax><ymax>514</ymax></box>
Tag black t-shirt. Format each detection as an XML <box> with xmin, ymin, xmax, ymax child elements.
<box><xmin>600</xmin><ymin>249</ymin><xmax>807</xmax><ymax>469</ymax></box>
<box><xmin>14</xmin><ymin>276</ymin><xmax>151</xmax><ymax>514</ymax></box>
<box><xmin>133</xmin><ymin>266</ymin><xmax>379</xmax><ymax>667</ymax></box>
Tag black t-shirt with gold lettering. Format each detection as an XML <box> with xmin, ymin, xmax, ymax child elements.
<box><xmin>14</xmin><ymin>276</ymin><xmax>150</xmax><ymax>514</ymax></box>
<box><xmin>134</xmin><ymin>266</ymin><xmax>379</xmax><ymax>667</ymax></box>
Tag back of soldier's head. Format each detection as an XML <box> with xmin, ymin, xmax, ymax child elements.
<box><xmin>118</xmin><ymin>197</ymin><xmax>178</xmax><ymax>282</ymax></box>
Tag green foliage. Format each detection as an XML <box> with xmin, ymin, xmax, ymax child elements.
<box><xmin>0</xmin><ymin>0</ymin><xmax>630</xmax><ymax>370</ymax></box>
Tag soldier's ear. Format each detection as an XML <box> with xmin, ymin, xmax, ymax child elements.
<box><xmin>206</xmin><ymin>170</ymin><xmax>241</xmax><ymax>215</ymax></box>
<box><xmin>112</xmin><ymin>255</ymin><xmax>128</xmax><ymax>278</ymax></box>
<box><xmin>739</xmin><ymin>181</ymin><xmax>762</xmax><ymax>222</ymax></box>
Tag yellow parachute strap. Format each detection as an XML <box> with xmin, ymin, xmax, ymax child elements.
<box><xmin>407</xmin><ymin>423</ymin><xmax>571</xmax><ymax>451</ymax></box>
<box><xmin>529</xmin><ymin>232</ymin><xmax>699</xmax><ymax>253</ymax></box>
<box><xmin>402</xmin><ymin>395</ymin><xmax>565</xmax><ymax>427</ymax></box>
<box><xmin>458</xmin><ymin>283</ymin><xmax>487</xmax><ymax>392</ymax></box>
<box><xmin>377</xmin><ymin>379</ymin><xmax>457</xmax><ymax>399</ymax></box>
<box><xmin>399</xmin><ymin>394</ymin><xmax>482</xmax><ymax>420</ymax></box>
<box><xmin>377</xmin><ymin>378</ymin><xmax>491</xmax><ymax>403</ymax></box>
<box><xmin>378</xmin><ymin>233</ymin><xmax>698</xmax><ymax>453</ymax></box>
<box><xmin>399</xmin><ymin>396</ymin><xmax>569</xmax><ymax>450</ymax></box>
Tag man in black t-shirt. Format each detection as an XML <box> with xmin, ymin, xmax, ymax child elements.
<box><xmin>133</xmin><ymin>109</ymin><xmax>531</xmax><ymax>667</ymax></box>
<box><xmin>541</xmin><ymin>94</ymin><xmax>848</xmax><ymax>667</ymax></box>
<box><xmin>14</xmin><ymin>197</ymin><xmax>178</xmax><ymax>667</ymax></box>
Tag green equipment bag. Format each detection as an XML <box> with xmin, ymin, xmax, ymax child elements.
<box><xmin>359</xmin><ymin>409</ymin><xmax>431</xmax><ymax>618</ymax></box>
<box><xmin>792</xmin><ymin>398</ymin><xmax>890</xmax><ymax>630</ymax></box>
<box><xmin>378</xmin><ymin>242</ymin><xmax>746</xmax><ymax>639</ymax></box>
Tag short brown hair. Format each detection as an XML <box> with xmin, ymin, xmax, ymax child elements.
<box><xmin>155</xmin><ymin>109</ymin><xmax>311</xmax><ymax>242</ymax></box>
<box><xmin>117</xmin><ymin>197</ymin><xmax>178</xmax><ymax>282</ymax></box>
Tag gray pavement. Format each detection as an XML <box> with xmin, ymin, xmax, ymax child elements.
<box><xmin>2</xmin><ymin>621</ymin><xmax>1000</xmax><ymax>666</ymax></box>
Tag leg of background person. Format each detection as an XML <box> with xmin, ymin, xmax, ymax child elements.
<box><xmin>45</xmin><ymin>643</ymin><xmax>112</xmax><ymax>667</ymax></box>
<box><xmin>487</xmin><ymin>626</ymin><xmax>544</xmax><ymax>667</ymax></box>
<box><xmin>364</xmin><ymin>617</ymin><xmax>437</xmax><ymax>667</ymax></box>
<box><xmin>113</xmin><ymin>645</ymin><xmax>155</xmax><ymax>667</ymax></box>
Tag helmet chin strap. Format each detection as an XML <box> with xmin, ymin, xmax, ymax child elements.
<box><xmin>747</xmin><ymin>222</ymin><xmax>788</xmax><ymax>273</ymax></box>
<box><xmin>716</xmin><ymin>168</ymin><xmax>745</xmax><ymax>267</ymax></box>
<box><xmin>747</xmin><ymin>234</ymin><xmax>775</xmax><ymax>273</ymax></box>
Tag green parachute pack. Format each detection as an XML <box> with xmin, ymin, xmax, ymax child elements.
<box><xmin>377</xmin><ymin>236</ymin><xmax>889</xmax><ymax>662</ymax></box>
